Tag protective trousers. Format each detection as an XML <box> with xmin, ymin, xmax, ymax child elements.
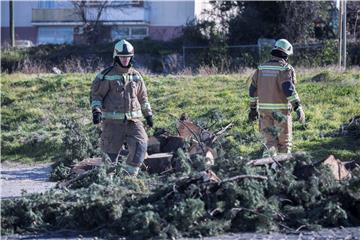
<box><xmin>259</xmin><ymin>110</ymin><xmax>292</xmax><ymax>157</ymax></box>
<box><xmin>101</xmin><ymin>119</ymin><xmax>148</xmax><ymax>168</ymax></box>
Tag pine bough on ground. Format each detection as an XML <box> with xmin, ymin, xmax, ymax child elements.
<box><xmin>2</xmin><ymin>115</ymin><xmax>360</xmax><ymax>239</ymax></box>
<box><xmin>2</xmin><ymin>151</ymin><xmax>360</xmax><ymax>239</ymax></box>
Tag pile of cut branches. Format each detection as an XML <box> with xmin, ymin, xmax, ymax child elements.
<box><xmin>2</xmin><ymin>114</ymin><xmax>360</xmax><ymax>238</ymax></box>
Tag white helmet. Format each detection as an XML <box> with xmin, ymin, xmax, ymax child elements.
<box><xmin>113</xmin><ymin>39</ymin><xmax>134</xmax><ymax>59</ymax></box>
<box><xmin>272</xmin><ymin>39</ymin><xmax>293</xmax><ymax>56</ymax></box>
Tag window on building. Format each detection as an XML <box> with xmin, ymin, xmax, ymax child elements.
<box><xmin>111</xmin><ymin>26</ymin><xmax>148</xmax><ymax>40</ymax></box>
<box><xmin>38</xmin><ymin>1</ymin><xmax>55</xmax><ymax>8</ymax></box>
<box><xmin>132</xmin><ymin>0</ymin><xmax>144</xmax><ymax>7</ymax></box>
<box><xmin>38</xmin><ymin>27</ymin><xmax>74</xmax><ymax>45</ymax></box>
<box><xmin>38</xmin><ymin>1</ymin><xmax>72</xmax><ymax>9</ymax></box>
<box><xmin>111</xmin><ymin>27</ymin><xmax>130</xmax><ymax>40</ymax></box>
<box><xmin>131</xmin><ymin>27</ymin><xmax>148</xmax><ymax>39</ymax></box>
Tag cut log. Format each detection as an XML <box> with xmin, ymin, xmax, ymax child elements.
<box><xmin>143</xmin><ymin>152</ymin><xmax>174</xmax><ymax>174</ymax></box>
<box><xmin>323</xmin><ymin>155</ymin><xmax>351</xmax><ymax>180</ymax></box>
<box><xmin>147</xmin><ymin>136</ymin><xmax>161</xmax><ymax>154</ymax></box>
<box><xmin>246</xmin><ymin>152</ymin><xmax>306</xmax><ymax>166</ymax></box>
<box><xmin>161</xmin><ymin>136</ymin><xmax>185</xmax><ymax>152</ymax></box>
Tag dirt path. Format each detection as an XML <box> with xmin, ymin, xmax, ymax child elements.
<box><xmin>1</xmin><ymin>161</ymin><xmax>56</xmax><ymax>199</ymax></box>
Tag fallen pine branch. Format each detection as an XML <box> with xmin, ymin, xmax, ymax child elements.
<box><xmin>246</xmin><ymin>152</ymin><xmax>307</xmax><ymax>166</ymax></box>
<box><xmin>211</xmin><ymin>122</ymin><xmax>233</xmax><ymax>144</ymax></box>
<box><xmin>221</xmin><ymin>174</ymin><xmax>268</xmax><ymax>183</ymax></box>
<box><xmin>58</xmin><ymin>166</ymin><xmax>116</xmax><ymax>188</ymax></box>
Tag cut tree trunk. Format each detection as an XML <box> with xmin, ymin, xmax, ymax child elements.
<box><xmin>143</xmin><ymin>152</ymin><xmax>174</xmax><ymax>174</ymax></box>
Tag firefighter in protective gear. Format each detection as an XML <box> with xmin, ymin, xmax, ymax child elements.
<box><xmin>248</xmin><ymin>39</ymin><xmax>305</xmax><ymax>157</ymax></box>
<box><xmin>90</xmin><ymin>39</ymin><xmax>153</xmax><ymax>176</ymax></box>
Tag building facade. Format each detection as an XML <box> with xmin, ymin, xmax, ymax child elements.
<box><xmin>1</xmin><ymin>0</ymin><xmax>210</xmax><ymax>46</ymax></box>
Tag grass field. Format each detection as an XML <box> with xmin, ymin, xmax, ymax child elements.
<box><xmin>1</xmin><ymin>68</ymin><xmax>360</xmax><ymax>164</ymax></box>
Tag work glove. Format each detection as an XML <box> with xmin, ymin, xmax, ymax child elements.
<box><xmin>291</xmin><ymin>101</ymin><xmax>306</xmax><ymax>124</ymax></box>
<box><xmin>248</xmin><ymin>108</ymin><xmax>259</xmax><ymax>122</ymax></box>
<box><xmin>145</xmin><ymin>115</ymin><xmax>154</xmax><ymax>128</ymax></box>
<box><xmin>92</xmin><ymin>108</ymin><xmax>102</xmax><ymax>125</ymax></box>
<box><xmin>295</xmin><ymin>107</ymin><xmax>306</xmax><ymax>125</ymax></box>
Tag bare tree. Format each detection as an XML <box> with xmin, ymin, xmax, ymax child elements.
<box><xmin>72</xmin><ymin>0</ymin><xmax>110</xmax><ymax>44</ymax></box>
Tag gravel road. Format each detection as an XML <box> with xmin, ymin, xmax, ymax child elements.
<box><xmin>1</xmin><ymin>161</ymin><xmax>56</xmax><ymax>199</ymax></box>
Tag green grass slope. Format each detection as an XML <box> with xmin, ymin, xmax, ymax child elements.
<box><xmin>1</xmin><ymin>69</ymin><xmax>359</xmax><ymax>163</ymax></box>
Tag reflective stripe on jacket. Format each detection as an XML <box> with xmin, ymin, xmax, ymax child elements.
<box><xmin>249</xmin><ymin>57</ymin><xmax>300</xmax><ymax>111</ymax></box>
<box><xmin>90</xmin><ymin>65</ymin><xmax>152</xmax><ymax>119</ymax></box>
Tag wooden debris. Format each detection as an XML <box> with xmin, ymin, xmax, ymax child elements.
<box><xmin>199</xmin><ymin>170</ymin><xmax>221</xmax><ymax>183</ymax></box>
<box><xmin>221</xmin><ymin>174</ymin><xmax>268</xmax><ymax>183</ymax></box>
<box><xmin>211</xmin><ymin>122</ymin><xmax>233</xmax><ymax>144</ymax></box>
<box><xmin>177</xmin><ymin>117</ymin><xmax>203</xmax><ymax>139</ymax></box>
<box><xmin>71</xmin><ymin>157</ymin><xmax>103</xmax><ymax>175</ymax></box>
<box><xmin>323</xmin><ymin>155</ymin><xmax>351</xmax><ymax>180</ymax></box>
<box><xmin>189</xmin><ymin>143</ymin><xmax>216</xmax><ymax>166</ymax></box>
<box><xmin>205</xmin><ymin>149</ymin><xmax>216</xmax><ymax>166</ymax></box>
<box><xmin>143</xmin><ymin>152</ymin><xmax>174</xmax><ymax>174</ymax></box>
<box><xmin>58</xmin><ymin>168</ymin><xmax>98</xmax><ymax>189</ymax></box>
<box><xmin>161</xmin><ymin>136</ymin><xmax>185</xmax><ymax>152</ymax></box>
<box><xmin>246</xmin><ymin>152</ymin><xmax>306</xmax><ymax>166</ymax></box>
<box><xmin>147</xmin><ymin>136</ymin><xmax>161</xmax><ymax>154</ymax></box>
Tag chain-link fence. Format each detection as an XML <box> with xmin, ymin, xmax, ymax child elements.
<box><xmin>182</xmin><ymin>40</ymin><xmax>359</xmax><ymax>71</ymax></box>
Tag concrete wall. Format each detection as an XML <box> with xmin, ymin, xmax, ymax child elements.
<box><xmin>148</xmin><ymin>1</ymin><xmax>195</xmax><ymax>26</ymax></box>
<box><xmin>147</xmin><ymin>1</ymin><xmax>210</xmax><ymax>40</ymax></box>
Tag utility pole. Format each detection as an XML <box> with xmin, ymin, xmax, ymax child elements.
<box><xmin>339</xmin><ymin>0</ymin><xmax>347</xmax><ymax>70</ymax></box>
<box><xmin>9</xmin><ymin>0</ymin><xmax>15</xmax><ymax>47</ymax></box>
<box><xmin>338</xmin><ymin>0</ymin><xmax>342</xmax><ymax>68</ymax></box>
<box><xmin>342</xmin><ymin>0</ymin><xmax>347</xmax><ymax>69</ymax></box>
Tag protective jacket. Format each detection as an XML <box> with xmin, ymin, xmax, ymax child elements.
<box><xmin>91</xmin><ymin>65</ymin><xmax>152</xmax><ymax>120</ymax></box>
<box><xmin>249</xmin><ymin>56</ymin><xmax>300</xmax><ymax>111</ymax></box>
<box><xmin>249</xmin><ymin>56</ymin><xmax>301</xmax><ymax>156</ymax></box>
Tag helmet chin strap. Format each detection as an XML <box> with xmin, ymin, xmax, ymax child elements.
<box><xmin>114</xmin><ymin>56</ymin><xmax>132</xmax><ymax>68</ymax></box>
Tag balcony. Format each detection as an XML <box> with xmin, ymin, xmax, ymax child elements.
<box><xmin>32</xmin><ymin>6</ymin><xmax>149</xmax><ymax>26</ymax></box>
<box><xmin>32</xmin><ymin>9</ymin><xmax>81</xmax><ymax>25</ymax></box>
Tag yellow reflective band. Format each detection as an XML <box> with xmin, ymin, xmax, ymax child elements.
<box><xmin>91</xmin><ymin>100</ymin><xmax>102</xmax><ymax>108</ymax></box>
<box><xmin>141</xmin><ymin>102</ymin><xmax>151</xmax><ymax>111</ymax></box>
<box><xmin>287</xmin><ymin>94</ymin><xmax>299</xmax><ymax>102</ymax></box>
<box><xmin>97</xmin><ymin>74</ymin><xmax>123</xmax><ymax>81</ymax></box>
<box><xmin>258</xmin><ymin>65</ymin><xmax>289</xmax><ymax>71</ymax></box>
<box><xmin>249</xmin><ymin>97</ymin><xmax>258</xmax><ymax>103</ymax></box>
<box><xmin>130</xmin><ymin>74</ymin><xmax>142</xmax><ymax>82</ymax></box>
<box><xmin>258</xmin><ymin>103</ymin><xmax>290</xmax><ymax>110</ymax></box>
<box><xmin>103</xmin><ymin>110</ymin><xmax>143</xmax><ymax>120</ymax></box>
